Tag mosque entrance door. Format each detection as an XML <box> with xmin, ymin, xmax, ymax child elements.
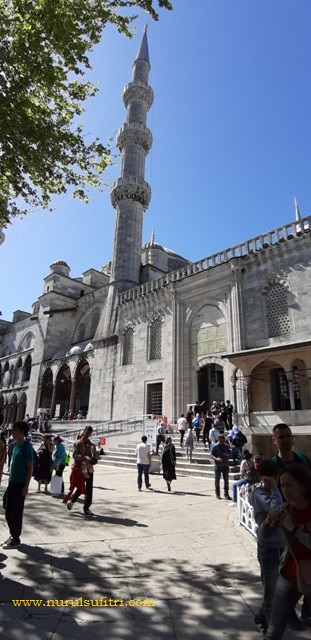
<box><xmin>198</xmin><ymin>364</ymin><xmax>224</xmax><ymax>410</ymax></box>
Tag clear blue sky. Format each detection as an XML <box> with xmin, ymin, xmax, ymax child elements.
<box><xmin>1</xmin><ymin>0</ymin><xmax>311</xmax><ymax>321</ymax></box>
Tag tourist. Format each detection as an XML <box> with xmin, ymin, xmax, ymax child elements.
<box><xmin>229</xmin><ymin>449</ymin><xmax>252</xmax><ymax>506</ymax></box>
<box><xmin>35</xmin><ymin>434</ymin><xmax>54</xmax><ymax>493</ymax></box>
<box><xmin>265</xmin><ymin>465</ymin><xmax>311</xmax><ymax>639</ymax></box>
<box><xmin>211</xmin><ymin>433</ymin><xmax>232</xmax><ymax>500</ymax></box>
<box><xmin>184</xmin><ymin>425</ymin><xmax>195</xmax><ymax>463</ymax></box>
<box><xmin>2</xmin><ymin>421</ymin><xmax>33</xmax><ymax>549</ymax></box>
<box><xmin>52</xmin><ymin>436</ymin><xmax>67</xmax><ymax>493</ymax></box>
<box><xmin>66</xmin><ymin>426</ymin><xmax>97</xmax><ymax>516</ymax></box>
<box><xmin>271</xmin><ymin>423</ymin><xmax>311</xmax><ymax>471</ymax></box>
<box><xmin>250</xmin><ymin>459</ymin><xmax>284</xmax><ymax>634</ymax></box>
<box><xmin>135</xmin><ymin>435</ymin><xmax>151</xmax><ymax>491</ymax></box>
<box><xmin>177</xmin><ymin>413</ymin><xmax>187</xmax><ymax>446</ymax></box>
<box><xmin>161</xmin><ymin>437</ymin><xmax>176</xmax><ymax>492</ymax></box>
<box><xmin>0</xmin><ymin>428</ymin><xmax>6</xmax><ymax>484</ymax></box>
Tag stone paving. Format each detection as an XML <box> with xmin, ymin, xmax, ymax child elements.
<box><xmin>0</xmin><ymin>463</ymin><xmax>309</xmax><ymax>639</ymax></box>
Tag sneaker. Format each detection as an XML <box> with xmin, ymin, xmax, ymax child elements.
<box><xmin>84</xmin><ymin>509</ymin><xmax>94</xmax><ymax>517</ymax></box>
<box><xmin>146</xmin><ymin>484</ymin><xmax>152</xmax><ymax>489</ymax></box>
<box><xmin>1</xmin><ymin>536</ymin><xmax>13</xmax><ymax>547</ymax></box>
<box><xmin>2</xmin><ymin>538</ymin><xmax>20</xmax><ymax>549</ymax></box>
<box><xmin>216</xmin><ymin>495</ymin><xmax>221</xmax><ymax>500</ymax></box>
<box><xmin>229</xmin><ymin>502</ymin><xmax>236</xmax><ymax>507</ymax></box>
<box><xmin>225</xmin><ymin>495</ymin><xmax>232</xmax><ymax>500</ymax></box>
<box><xmin>138</xmin><ymin>488</ymin><xmax>142</xmax><ymax>492</ymax></box>
<box><xmin>254</xmin><ymin>614</ymin><xmax>267</xmax><ymax>635</ymax></box>
<box><xmin>66</xmin><ymin>500</ymin><xmax>73</xmax><ymax>511</ymax></box>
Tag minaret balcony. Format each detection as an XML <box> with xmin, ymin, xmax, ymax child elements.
<box><xmin>117</xmin><ymin>123</ymin><xmax>153</xmax><ymax>154</ymax></box>
<box><xmin>123</xmin><ymin>81</ymin><xmax>154</xmax><ymax>110</ymax></box>
<box><xmin>110</xmin><ymin>177</ymin><xmax>151</xmax><ymax>210</ymax></box>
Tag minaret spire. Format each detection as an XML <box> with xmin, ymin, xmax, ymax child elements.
<box><xmin>109</xmin><ymin>28</ymin><xmax>153</xmax><ymax>293</ymax></box>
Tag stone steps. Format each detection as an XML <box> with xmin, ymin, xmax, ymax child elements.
<box><xmin>99</xmin><ymin>436</ymin><xmax>241</xmax><ymax>480</ymax></box>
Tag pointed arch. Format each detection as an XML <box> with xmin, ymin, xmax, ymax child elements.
<box><xmin>74</xmin><ymin>358</ymin><xmax>91</xmax><ymax>416</ymax></box>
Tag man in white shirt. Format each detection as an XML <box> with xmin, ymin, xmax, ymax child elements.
<box><xmin>177</xmin><ymin>413</ymin><xmax>188</xmax><ymax>446</ymax></box>
<box><xmin>135</xmin><ymin>435</ymin><xmax>152</xmax><ymax>492</ymax></box>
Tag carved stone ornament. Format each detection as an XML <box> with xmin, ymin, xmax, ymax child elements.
<box><xmin>117</xmin><ymin>124</ymin><xmax>152</xmax><ymax>153</ymax></box>
<box><xmin>123</xmin><ymin>81</ymin><xmax>154</xmax><ymax>110</ymax></box>
<box><xmin>111</xmin><ymin>178</ymin><xmax>151</xmax><ymax>210</ymax></box>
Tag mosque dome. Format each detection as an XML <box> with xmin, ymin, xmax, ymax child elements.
<box><xmin>50</xmin><ymin>260</ymin><xmax>71</xmax><ymax>277</ymax></box>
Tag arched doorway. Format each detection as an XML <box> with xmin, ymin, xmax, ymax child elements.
<box><xmin>197</xmin><ymin>363</ymin><xmax>225</xmax><ymax>408</ymax></box>
<box><xmin>24</xmin><ymin>354</ymin><xmax>32</xmax><ymax>382</ymax></box>
<box><xmin>8</xmin><ymin>393</ymin><xmax>18</xmax><ymax>424</ymax></box>
<box><xmin>75</xmin><ymin>359</ymin><xmax>91</xmax><ymax>416</ymax></box>
<box><xmin>17</xmin><ymin>392</ymin><xmax>27</xmax><ymax>421</ymax></box>
<box><xmin>39</xmin><ymin>368</ymin><xmax>54</xmax><ymax>409</ymax></box>
<box><xmin>55</xmin><ymin>364</ymin><xmax>72</xmax><ymax>418</ymax></box>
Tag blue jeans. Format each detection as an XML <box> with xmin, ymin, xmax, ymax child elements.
<box><xmin>232</xmin><ymin>478</ymin><xmax>249</xmax><ymax>503</ymax></box>
<box><xmin>266</xmin><ymin>574</ymin><xmax>311</xmax><ymax>639</ymax></box>
<box><xmin>137</xmin><ymin>464</ymin><xmax>150</xmax><ymax>489</ymax></box>
<box><xmin>257</xmin><ymin>544</ymin><xmax>283</xmax><ymax>625</ymax></box>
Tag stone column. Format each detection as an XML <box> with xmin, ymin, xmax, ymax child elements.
<box><xmin>69</xmin><ymin>378</ymin><xmax>76</xmax><ymax>414</ymax></box>
<box><xmin>50</xmin><ymin>383</ymin><xmax>57</xmax><ymax>418</ymax></box>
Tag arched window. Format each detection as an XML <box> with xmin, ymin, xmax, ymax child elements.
<box><xmin>265</xmin><ymin>283</ymin><xmax>290</xmax><ymax>337</ymax></box>
<box><xmin>122</xmin><ymin>327</ymin><xmax>134</xmax><ymax>365</ymax></box>
<box><xmin>24</xmin><ymin>355</ymin><xmax>32</xmax><ymax>382</ymax></box>
<box><xmin>149</xmin><ymin>317</ymin><xmax>162</xmax><ymax>361</ymax></box>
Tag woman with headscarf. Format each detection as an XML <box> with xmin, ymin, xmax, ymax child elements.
<box><xmin>161</xmin><ymin>437</ymin><xmax>176</xmax><ymax>492</ymax></box>
<box><xmin>35</xmin><ymin>434</ymin><xmax>54</xmax><ymax>492</ymax></box>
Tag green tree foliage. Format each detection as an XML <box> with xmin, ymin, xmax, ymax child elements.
<box><xmin>0</xmin><ymin>0</ymin><xmax>172</xmax><ymax>227</ymax></box>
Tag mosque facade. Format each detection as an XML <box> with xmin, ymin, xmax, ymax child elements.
<box><xmin>1</xmin><ymin>30</ymin><xmax>311</xmax><ymax>429</ymax></box>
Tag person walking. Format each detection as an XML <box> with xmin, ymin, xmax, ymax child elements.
<box><xmin>52</xmin><ymin>436</ymin><xmax>67</xmax><ymax>493</ymax></box>
<box><xmin>184</xmin><ymin>426</ymin><xmax>195</xmax><ymax>463</ymax></box>
<box><xmin>162</xmin><ymin>437</ymin><xmax>176</xmax><ymax>492</ymax></box>
<box><xmin>136</xmin><ymin>435</ymin><xmax>151</xmax><ymax>491</ymax></box>
<box><xmin>177</xmin><ymin>413</ymin><xmax>187</xmax><ymax>447</ymax></box>
<box><xmin>211</xmin><ymin>434</ymin><xmax>232</xmax><ymax>500</ymax></box>
<box><xmin>2</xmin><ymin>421</ymin><xmax>33</xmax><ymax>549</ymax></box>
<box><xmin>265</xmin><ymin>465</ymin><xmax>311</xmax><ymax>640</ymax></box>
<box><xmin>66</xmin><ymin>426</ymin><xmax>97</xmax><ymax>516</ymax></box>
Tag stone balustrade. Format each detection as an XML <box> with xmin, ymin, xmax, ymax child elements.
<box><xmin>119</xmin><ymin>216</ymin><xmax>311</xmax><ymax>304</ymax></box>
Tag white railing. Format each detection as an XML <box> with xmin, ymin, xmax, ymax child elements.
<box><xmin>237</xmin><ymin>483</ymin><xmax>257</xmax><ymax>537</ymax></box>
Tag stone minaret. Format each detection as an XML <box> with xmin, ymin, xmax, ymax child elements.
<box><xmin>110</xmin><ymin>25</ymin><xmax>153</xmax><ymax>292</ymax></box>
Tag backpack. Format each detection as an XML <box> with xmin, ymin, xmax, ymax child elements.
<box><xmin>233</xmin><ymin>434</ymin><xmax>247</xmax><ymax>448</ymax></box>
<box><xmin>64</xmin><ymin>452</ymin><xmax>71</xmax><ymax>466</ymax></box>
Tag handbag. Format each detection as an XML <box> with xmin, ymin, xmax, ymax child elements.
<box><xmin>296</xmin><ymin>558</ymin><xmax>311</xmax><ymax>596</ymax></box>
<box><xmin>50</xmin><ymin>475</ymin><xmax>63</xmax><ymax>495</ymax></box>
<box><xmin>2</xmin><ymin>488</ymin><xmax>8</xmax><ymax>510</ymax></box>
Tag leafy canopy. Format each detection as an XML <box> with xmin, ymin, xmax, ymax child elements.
<box><xmin>0</xmin><ymin>0</ymin><xmax>172</xmax><ymax>227</ymax></box>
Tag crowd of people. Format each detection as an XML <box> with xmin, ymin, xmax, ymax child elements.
<box><xmin>1</xmin><ymin>410</ymin><xmax>310</xmax><ymax>636</ymax></box>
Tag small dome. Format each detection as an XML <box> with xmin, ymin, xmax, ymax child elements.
<box><xmin>67</xmin><ymin>345</ymin><xmax>82</xmax><ymax>356</ymax></box>
<box><xmin>84</xmin><ymin>342</ymin><xmax>94</xmax><ymax>352</ymax></box>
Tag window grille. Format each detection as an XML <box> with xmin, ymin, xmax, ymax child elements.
<box><xmin>149</xmin><ymin>317</ymin><xmax>162</xmax><ymax>360</ymax></box>
<box><xmin>266</xmin><ymin>284</ymin><xmax>290</xmax><ymax>337</ymax></box>
<box><xmin>146</xmin><ymin>382</ymin><xmax>163</xmax><ymax>415</ymax></box>
<box><xmin>122</xmin><ymin>328</ymin><xmax>134</xmax><ymax>365</ymax></box>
